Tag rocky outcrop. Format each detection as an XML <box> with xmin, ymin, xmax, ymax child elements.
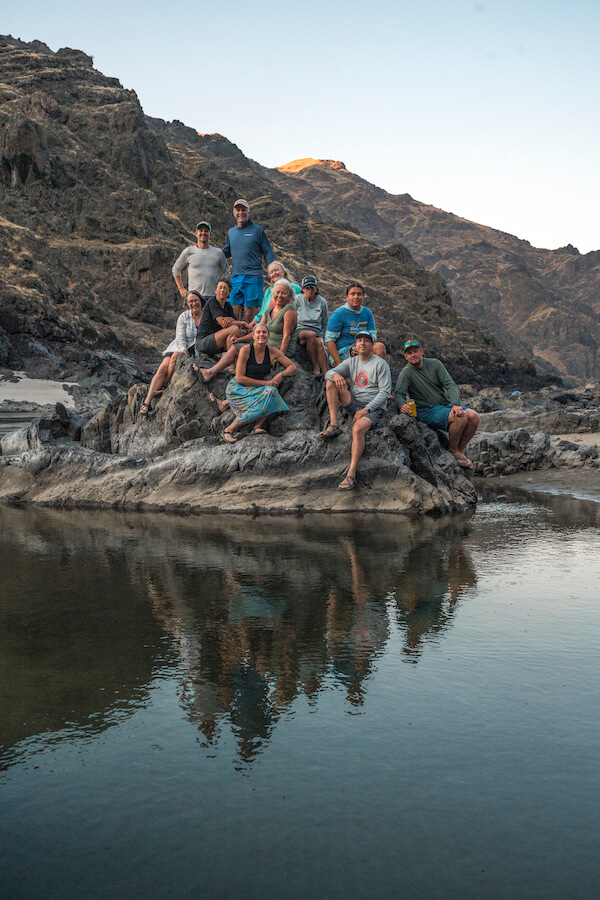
<box><xmin>0</xmin><ymin>357</ymin><xmax>477</xmax><ymax>515</ymax></box>
<box><xmin>265</xmin><ymin>158</ymin><xmax>600</xmax><ymax>381</ymax></box>
<box><xmin>473</xmin><ymin>386</ymin><xmax>600</xmax><ymax>434</ymax></box>
<box><xmin>469</xmin><ymin>429</ymin><xmax>599</xmax><ymax>477</ymax></box>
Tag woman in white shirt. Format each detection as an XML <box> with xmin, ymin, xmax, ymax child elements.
<box><xmin>140</xmin><ymin>293</ymin><xmax>202</xmax><ymax>417</ymax></box>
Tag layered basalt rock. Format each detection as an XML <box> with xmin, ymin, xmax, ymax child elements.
<box><xmin>0</xmin><ymin>357</ymin><xmax>477</xmax><ymax>515</ymax></box>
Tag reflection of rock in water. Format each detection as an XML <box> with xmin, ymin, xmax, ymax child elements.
<box><xmin>1</xmin><ymin>506</ymin><xmax>481</xmax><ymax>768</ymax></box>
<box><xmin>138</xmin><ymin>514</ymin><xmax>480</xmax><ymax>759</ymax></box>
<box><xmin>393</xmin><ymin>523</ymin><xmax>477</xmax><ymax>661</ymax></box>
<box><xmin>0</xmin><ymin>507</ymin><xmax>167</xmax><ymax>767</ymax></box>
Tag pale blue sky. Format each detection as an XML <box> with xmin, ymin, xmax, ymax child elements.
<box><xmin>4</xmin><ymin>0</ymin><xmax>599</xmax><ymax>252</ymax></box>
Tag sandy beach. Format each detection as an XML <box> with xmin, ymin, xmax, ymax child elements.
<box><xmin>0</xmin><ymin>373</ymin><xmax>76</xmax><ymax>408</ymax></box>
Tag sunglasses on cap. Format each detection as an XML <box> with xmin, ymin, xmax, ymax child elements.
<box><xmin>404</xmin><ymin>340</ymin><xmax>421</xmax><ymax>350</ymax></box>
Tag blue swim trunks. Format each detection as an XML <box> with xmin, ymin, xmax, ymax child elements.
<box><xmin>416</xmin><ymin>405</ymin><xmax>468</xmax><ymax>430</ymax></box>
<box><xmin>230</xmin><ymin>275</ymin><xmax>264</xmax><ymax>308</ymax></box>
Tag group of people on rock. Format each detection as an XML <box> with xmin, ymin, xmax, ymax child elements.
<box><xmin>140</xmin><ymin>198</ymin><xmax>479</xmax><ymax>489</ymax></box>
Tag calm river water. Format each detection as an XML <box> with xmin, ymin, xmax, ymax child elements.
<box><xmin>1</xmin><ymin>494</ymin><xmax>599</xmax><ymax>899</ymax></box>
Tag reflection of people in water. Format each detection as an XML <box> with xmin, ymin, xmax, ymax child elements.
<box><xmin>394</xmin><ymin>524</ymin><xmax>477</xmax><ymax>660</ymax></box>
<box><xmin>139</xmin><ymin>517</ymin><xmax>477</xmax><ymax>764</ymax></box>
<box><xmin>141</xmin><ymin>559</ymin><xmax>330</xmax><ymax>764</ymax></box>
<box><xmin>326</xmin><ymin>537</ymin><xmax>390</xmax><ymax>706</ymax></box>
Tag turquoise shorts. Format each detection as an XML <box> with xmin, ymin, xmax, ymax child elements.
<box><xmin>230</xmin><ymin>276</ymin><xmax>263</xmax><ymax>308</ymax></box>
<box><xmin>326</xmin><ymin>344</ymin><xmax>357</xmax><ymax>365</ymax></box>
<box><xmin>416</xmin><ymin>405</ymin><xmax>468</xmax><ymax>430</ymax></box>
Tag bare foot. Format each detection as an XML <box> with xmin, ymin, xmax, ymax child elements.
<box><xmin>209</xmin><ymin>392</ymin><xmax>230</xmax><ymax>413</ymax></box>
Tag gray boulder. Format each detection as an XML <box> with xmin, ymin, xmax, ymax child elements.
<box><xmin>469</xmin><ymin>428</ymin><xmax>600</xmax><ymax>477</ymax></box>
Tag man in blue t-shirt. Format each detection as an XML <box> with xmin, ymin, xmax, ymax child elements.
<box><xmin>222</xmin><ymin>199</ymin><xmax>275</xmax><ymax>325</ymax></box>
<box><xmin>325</xmin><ymin>283</ymin><xmax>387</xmax><ymax>366</ymax></box>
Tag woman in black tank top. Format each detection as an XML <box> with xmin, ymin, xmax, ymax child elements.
<box><xmin>246</xmin><ymin>342</ymin><xmax>273</xmax><ymax>380</ymax></box>
<box><xmin>221</xmin><ymin>324</ymin><xmax>297</xmax><ymax>441</ymax></box>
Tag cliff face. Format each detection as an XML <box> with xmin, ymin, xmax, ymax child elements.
<box><xmin>0</xmin><ymin>35</ymin><xmax>542</xmax><ymax>391</ymax></box>
<box><xmin>266</xmin><ymin>159</ymin><xmax>600</xmax><ymax>381</ymax></box>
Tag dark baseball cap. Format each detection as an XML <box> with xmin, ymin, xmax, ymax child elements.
<box><xmin>355</xmin><ymin>331</ymin><xmax>374</xmax><ymax>342</ymax></box>
<box><xmin>301</xmin><ymin>275</ymin><xmax>318</xmax><ymax>288</ymax></box>
<box><xmin>404</xmin><ymin>339</ymin><xmax>421</xmax><ymax>350</ymax></box>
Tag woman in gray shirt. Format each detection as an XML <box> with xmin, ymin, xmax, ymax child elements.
<box><xmin>295</xmin><ymin>275</ymin><xmax>329</xmax><ymax>375</ymax></box>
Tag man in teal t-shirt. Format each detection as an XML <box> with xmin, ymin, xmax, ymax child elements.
<box><xmin>395</xmin><ymin>339</ymin><xmax>479</xmax><ymax>469</ymax></box>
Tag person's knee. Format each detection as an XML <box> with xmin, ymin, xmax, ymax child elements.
<box><xmin>352</xmin><ymin>418</ymin><xmax>371</xmax><ymax>437</ymax></box>
<box><xmin>373</xmin><ymin>342</ymin><xmax>386</xmax><ymax>359</ymax></box>
<box><xmin>467</xmin><ymin>410</ymin><xmax>479</xmax><ymax>427</ymax></box>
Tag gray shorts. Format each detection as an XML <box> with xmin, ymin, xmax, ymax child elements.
<box><xmin>344</xmin><ymin>397</ymin><xmax>385</xmax><ymax>427</ymax></box>
<box><xmin>196</xmin><ymin>333</ymin><xmax>219</xmax><ymax>356</ymax></box>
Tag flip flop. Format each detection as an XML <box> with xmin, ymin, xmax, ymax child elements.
<box><xmin>221</xmin><ymin>430</ymin><xmax>239</xmax><ymax>443</ymax></box>
<box><xmin>320</xmin><ymin>424</ymin><xmax>342</xmax><ymax>439</ymax></box>
<box><xmin>452</xmin><ymin>455</ymin><xmax>473</xmax><ymax>468</ymax></box>
<box><xmin>338</xmin><ymin>474</ymin><xmax>356</xmax><ymax>491</ymax></box>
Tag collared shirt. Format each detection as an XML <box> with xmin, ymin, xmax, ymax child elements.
<box><xmin>163</xmin><ymin>309</ymin><xmax>199</xmax><ymax>355</ymax></box>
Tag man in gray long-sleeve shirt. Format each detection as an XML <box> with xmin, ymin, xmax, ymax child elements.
<box><xmin>172</xmin><ymin>221</ymin><xmax>229</xmax><ymax>304</ymax></box>
<box><xmin>395</xmin><ymin>339</ymin><xmax>479</xmax><ymax>469</ymax></box>
<box><xmin>321</xmin><ymin>331</ymin><xmax>392</xmax><ymax>490</ymax></box>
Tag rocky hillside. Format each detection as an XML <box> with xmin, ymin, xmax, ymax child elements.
<box><xmin>0</xmin><ymin>35</ymin><xmax>544</xmax><ymax>393</ymax></box>
<box><xmin>266</xmin><ymin>159</ymin><xmax>600</xmax><ymax>381</ymax></box>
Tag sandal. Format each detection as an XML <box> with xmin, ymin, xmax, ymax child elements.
<box><xmin>221</xmin><ymin>430</ymin><xmax>239</xmax><ymax>443</ymax></box>
<box><xmin>139</xmin><ymin>402</ymin><xmax>151</xmax><ymax>417</ymax></box>
<box><xmin>451</xmin><ymin>452</ymin><xmax>473</xmax><ymax>469</ymax></box>
<box><xmin>250</xmin><ymin>427</ymin><xmax>268</xmax><ymax>436</ymax></box>
<box><xmin>338</xmin><ymin>474</ymin><xmax>356</xmax><ymax>491</ymax></box>
<box><xmin>320</xmin><ymin>424</ymin><xmax>342</xmax><ymax>439</ymax></box>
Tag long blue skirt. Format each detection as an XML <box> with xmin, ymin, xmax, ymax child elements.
<box><xmin>225</xmin><ymin>379</ymin><xmax>290</xmax><ymax>425</ymax></box>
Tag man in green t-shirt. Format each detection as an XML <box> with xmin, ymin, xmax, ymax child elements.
<box><xmin>394</xmin><ymin>340</ymin><xmax>479</xmax><ymax>469</ymax></box>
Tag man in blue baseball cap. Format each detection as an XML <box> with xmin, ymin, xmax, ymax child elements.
<box><xmin>321</xmin><ymin>330</ymin><xmax>392</xmax><ymax>490</ymax></box>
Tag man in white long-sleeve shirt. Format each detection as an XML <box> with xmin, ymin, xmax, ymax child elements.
<box><xmin>172</xmin><ymin>221</ymin><xmax>229</xmax><ymax>304</ymax></box>
<box><xmin>321</xmin><ymin>331</ymin><xmax>392</xmax><ymax>490</ymax></box>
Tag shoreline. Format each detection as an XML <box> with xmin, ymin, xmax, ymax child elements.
<box><xmin>476</xmin><ymin>468</ymin><xmax>600</xmax><ymax>504</ymax></box>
